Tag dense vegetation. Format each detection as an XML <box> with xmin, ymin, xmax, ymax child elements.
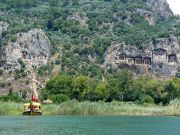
<box><xmin>1</xmin><ymin>100</ymin><xmax>180</xmax><ymax>115</ymax></box>
<box><xmin>0</xmin><ymin>89</ymin><xmax>23</xmax><ymax>102</ymax></box>
<box><xmin>0</xmin><ymin>0</ymin><xmax>180</xmax><ymax>78</ymax></box>
<box><xmin>41</xmin><ymin>70</ymin><xmax>180</xmax><ymax>105</ymax></box>
<box><xmin>0</xmin><ymin>95</ymin><xmax>23</xmax><ymax>102</ymax></box>
<box><xmin>0</xmin><ymin>0</ymin><xmax>180</xmax><ymax>105</ymax></box>
<box><xmin>41</xmin><ymin>99</ymin><xmax>180</xmax><ymax>115</ymax></box>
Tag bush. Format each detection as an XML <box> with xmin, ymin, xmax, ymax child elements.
<box><xmin>10</xmin><ymin>35</ymin><xmax>17</xmax><ymax>42</ymax></box>
<box><xmin>49</xmin><ymin>94</ymin><xmax>70</xmax><ymax>104</ymax></box>
<box><xmin>169</xmin><ymin>99</ymin><xmax>180</xmax><ymax>106</ymax></box>
<box><xmin>37</xmin><ymin>64</ymin><xmax>52</xmax><ymax>76</ymax></box>
<box><xmin>18</xmin><ymin>59</ymin><xmax>26</xmax><ymax>69</ymax></box>
<box><xmin>0</xmin><ymin>82</ymin><xmax>6</xmax><ymax>88</ymax></box>
<box><xmin>142</xmin><ymin>95</ymin><xmax>154</xmax><ymax>104</ymax></box>
<box><xmin>0</xmin><ymin>69</ymin><xmax>4</xmax><ymax>75</ymax></box>
<box><xmin>0</xmin><ymin>95</ymin><xmax>23</xmax><ymax>102</ymax></box>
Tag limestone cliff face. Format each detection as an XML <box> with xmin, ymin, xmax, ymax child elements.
<box><xmin>68</xmin><ymin>12</ymin><xmax>88</xmax><ymax>27</ymax></box>
<box><xmin>136</xmin><ymin>9</ymin><xmax>155</xmax><ymax>25</ymax></box>
<box><xmin>0</xmin><ymin>21</ymin><xmax>8</xmax><ymax>39</ymax></box>
<box><xmin>136</xmin><ymin>0</ymin><xmax>173</xmax><ymax>25</ymax></box>
<box><xmin>146</xmin><ymin>0</ymin><xmax>173</xmax><ymax>20</ymax></box>
<box><xmin>0</xmin><ymin>29</ymin><xmax>51</xmax><ymax>70</ymax></box>
<box><xmin>104</xmin><ymin>36</ymin><xmax>180</xmax><ymax>77</ymax></box>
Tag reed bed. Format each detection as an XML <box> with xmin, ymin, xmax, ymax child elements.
<box><xmin>0</xmin><ymin>100</ymin><xmax>180</xmax><ymax>116</ymax></box>
<box><xmin>0</xmin><ymin>102</ymin><xmax>23</xmax><ymax>115</ymax></box>
<box><xmin>42</xmin><ymin>100</ymin><xmax>180</xmax><ymax>116</ymax></box>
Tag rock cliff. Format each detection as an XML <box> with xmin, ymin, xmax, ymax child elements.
<box><xmin>136</xmin><ymin>9</ymin><xmax>155</xmax><ymax>25</ymax></box>
<box><xmin>104</xmin><ymin>36</ymin><xmax>180</xmax><ymax>77</ymax></box>
<box><xmin>136</xmin><ymin>0</ymin><xmax>173</xmax><ymax>25</ymax></box>
<box><xmin>146</xmin><ymin>0</ymin><xmax>173</xmax><ymax>20</ymax></box>
<box><xmin>0</xmin><ymin>21</ymin><xmax>8</xmax><ymax>40</ymax></box>
<box><xmin>0</xmin><ymin>29</ymin><xmax>51</xmax><ymax>71</ymax></box>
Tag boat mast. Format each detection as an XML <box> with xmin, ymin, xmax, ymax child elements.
<box><xmin>31</xmin><ymin>71</ymin><xmax>39</xmax><ymax>101</ymax></box>
<box><xmin>28</xmin><ymin>60</ymin><xmax>39</xmax><ymax>102</ymax></box>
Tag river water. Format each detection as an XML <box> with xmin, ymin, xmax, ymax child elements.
<box><xmin>0</xmin><ymin>115</ymin><xmax>180</xmax><ymax>135</ymax></box>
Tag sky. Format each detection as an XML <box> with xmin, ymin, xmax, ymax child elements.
<box><xmin>167</xmin><ymin>0</ymin><xmax>180</xmax><ymax>15</ymax></box>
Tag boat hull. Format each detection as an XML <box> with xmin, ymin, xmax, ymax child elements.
<box><xmin>23</xmin><ymin>111</ymin><xmax>42</xmax><ymax>115</ymax></box>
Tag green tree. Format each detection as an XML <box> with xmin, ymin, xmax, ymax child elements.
<box><xmin>95</xmin><ymin>81</ymin><xmax>109</xmax><ymax>101</ymax></box>
<box><xmin>48</xmin><ymin>0</ymin><xmax>59</xmax><ymax>7</ymax></box>
<box><xmin>116</xmin><ymin>70</ymin><xmax>134</xmax><ymax>101</ymax></box>
<box><xmin>72</xmin><ymin>76</ymin><xmax>90</xmax><ymax>100</ymax></box>
<box><xmin>49</xmin><ymin>94</ymin><xmax>70</xmax><ymax>104</ymax></box>
<box><xmin>72</xmin><ymin>0</ymin><xmax>79</xmax><ymax>6</ymax></box>
<box><xmin>45</xmin><ymin>74</ymin><xmax>73</xmax><ymax>96</ymax></box>
<box><xmin>107</xmin><ymin>78</ymin><xmax>122</xmax><ymax>101</ymax></box>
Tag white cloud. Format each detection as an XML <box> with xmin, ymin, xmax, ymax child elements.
<box><xmin>167</xmin><ymin>0</ymin><xmax>180</xmax><ymax>15</ymax></box>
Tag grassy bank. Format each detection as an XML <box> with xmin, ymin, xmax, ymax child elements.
<box><xmin>42</xmin><ymin>100</ymin><xmax>180</xmax><ymax>116</ymax></box>
<box><xmin>0</xmin><ymin>102</ymin><xmax>23</xmax><ymax>115</ymax></box>
<box><xmin>0</xmin><ymin>100</ymin><xmax>180</xmax><ymax>116</ymax></box>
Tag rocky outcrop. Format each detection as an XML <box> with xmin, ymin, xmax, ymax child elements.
<box><xmin>68</xmin><ymin>12</ymin><xmax>88</xmax><ymax>27</ymax></box>
<box><xmin>136</xmin><ymin>0</ymin><xmax>173</xmax><ymax>25</ymax></box>
<box><xmin>0</xmin><ymin>29</ymin><xmax>51</xmax><ymax>70</ymax></box>
<box><xmin>0</xmin><ymin>21</ymin><xmax>8</xmax><ymax>39</ymax></box>
<box><xmin>146</xmin><ymin>0</ymin><xmax>173</xmax><ymax>21</ymax></box>
<box><xmin>104</xmin><ymin>36</ymin><xmax>180</xmax><ymax>77</ymax></box>
<box><xmin>136</xmin><ymin>9</ymin><xmax>155</xmax><ymax>25</ymax></box>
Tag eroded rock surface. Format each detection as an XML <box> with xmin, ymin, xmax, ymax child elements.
<box><xmin>68</xmin><ymin>12</ymin><xmax>88</xmax><ymax>27</ymax></box>
<box><xmin>0</xmin><ymin>29</ymin><xmax>51</xmax><ymax>70</ymax></box>
<box><xmin>136</xmin><ymin>0</ymin><xmax>173</xmax><ymax>25</ymax></box>
<box><xmin>0</xmin><ymin>21</ymin><xmax>8</xmax><ymax>39</ymax></box>
<box><xmin>136</xmin><ymin>9</ymin><xmax>155</xmax><ymax>25</ymax></box>
<box><xmin>104</xmin><ymin>36</ymin><xmax>180</xmax><ymax>76</ymax></box>
<box><xmin>146</xmin><ymin>0</ymin><xmax>173</xmax><ymax>20</ymax></box>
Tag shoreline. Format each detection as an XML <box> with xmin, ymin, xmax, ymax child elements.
<box><xmin>0</xmin><ymin>100</ymin><xmax>180</xmax><ymax>116</ymax></box>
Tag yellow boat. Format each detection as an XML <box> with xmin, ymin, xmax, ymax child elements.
<box><xmin>23</xmin><ymin>102</ymin><xmax>42</xmax><ymax>115</ymax></box>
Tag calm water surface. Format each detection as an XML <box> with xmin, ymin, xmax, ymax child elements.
<box><xmin>0</xmin><ymin>115</ymin><xmax>180</xmax><ymax>135</ymax></box>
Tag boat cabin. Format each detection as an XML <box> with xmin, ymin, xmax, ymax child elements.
<box><xmin>23</xmin><ymin>102</ymin><xmax>41</xmax><ymax>115</ymax></box>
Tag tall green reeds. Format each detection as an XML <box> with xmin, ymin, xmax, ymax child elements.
<box><xmin>0</xmin><ymin>100</ymin><xmax>180</xmax><ymax>116</ymax></box>
<box><xmin>42</xmin><ymin>100</ymin><xmax>180</xmax><ymax>116</ymax></box>
<box><xmin>0</xmin><ymin>102</ymin><xmax>23</xmax><ymax>115</ymax></box>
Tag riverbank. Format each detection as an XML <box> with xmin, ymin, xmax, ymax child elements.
<box><xmin>0</xmin><ymin>100</ymin><xmax>180</xmax><ymax>116</ymax></box>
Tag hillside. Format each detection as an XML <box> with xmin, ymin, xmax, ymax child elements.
<box><xmin>0</xmin><ymin>0</ymin><xmax>180</xmax><ymax>103</ymax></box>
